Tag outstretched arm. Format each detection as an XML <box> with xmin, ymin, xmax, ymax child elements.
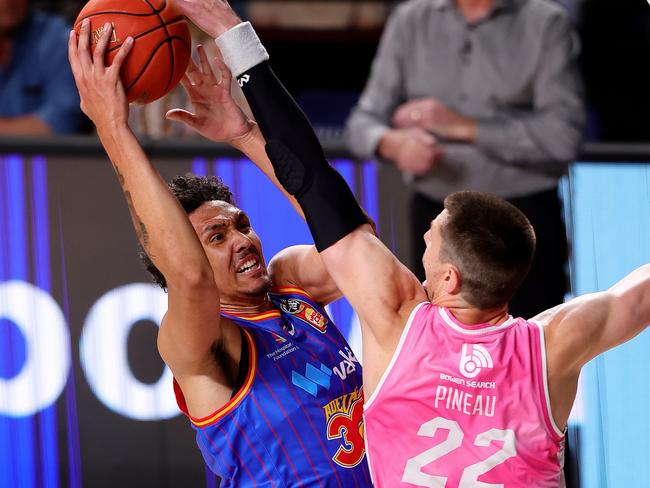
<box><xmin>219</xmin><ymin>25</ymin><xmax>426</xmax><ymax>340</ymax></box>
<box><xmin>68</xmin><ymin>22</ymin><xmax>226</xmax><ymax>397</ymax></box>
<box><xmin>537</xmin><ymin>263</ymin><xmax>650</xmax><ymax>428</ymax></box>
<box><xmin>543</xmin><ymin>263</ymin><xmax>650</xmax><ymax>370</ymax></box>
<box><xmin>172</xmin><ymin>2</ymin><xmax>425</xmax><ymax>343</ymax></box>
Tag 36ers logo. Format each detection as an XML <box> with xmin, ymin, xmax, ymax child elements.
<box><xmin>280</xmin><ymin>298</ymin><xmax>328</xmax><ymax>333</ymax></box>
<box><xmin>324</xmin><ymin>389</ymin><xmax>365</xmax><ymax>467</ymax></box>
<box><xmin>459</xmin><ymin>343</ymin><xmax>493</xmax><ymax>378</ymax></box>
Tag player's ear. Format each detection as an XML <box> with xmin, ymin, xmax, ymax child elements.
<box><xmin>443</xmin><ymin>265</ymin><xmax>462</xmax><ymax>295</ymax></box>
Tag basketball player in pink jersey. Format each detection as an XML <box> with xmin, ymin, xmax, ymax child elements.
<box><xmin>158</xmin><ymin>1</ymin><xmax>649</xmax><ymax>485</ymax></box>
<box><xmin>320</xmin><ymin>199</ymin><xmax>649</xmax><ymax>486</ymax></box>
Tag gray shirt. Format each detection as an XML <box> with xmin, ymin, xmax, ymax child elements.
<box><xmin>345</xmin><ymin>0</ymin><xmax>585</xmax><ymax>200</ymax></box>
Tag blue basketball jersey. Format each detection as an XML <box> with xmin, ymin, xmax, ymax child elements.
<box><xmin>174</xmin><ymin>287</ymin><xmax>371</xmax><ymax>487</ymax></box>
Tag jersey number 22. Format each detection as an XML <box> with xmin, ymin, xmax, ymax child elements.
<box><xmin>402</xmin><ymin>416</ymin><xmax>516</xmax><ymax>487</ymax></box>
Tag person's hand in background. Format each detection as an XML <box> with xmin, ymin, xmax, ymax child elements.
<box><xmin>378</xmin><ymin>127</ymin><xmax>443</xmax><ymax>176</ymax></box>
<box><xmin>393</xmin><ymin>97</ymin><xmax>477</xmax><ymax>142</ymax></box>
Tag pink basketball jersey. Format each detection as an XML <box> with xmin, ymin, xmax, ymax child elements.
<box><xmin>364</xmin><ymin>303</ymin><xmax>565</xmax><ymax>487</ymax></box>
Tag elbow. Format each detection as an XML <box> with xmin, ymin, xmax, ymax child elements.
<box><xmin>167</xmin><ymin>264</ymin><xmax>216</xmax><ymax>293</ymax></box>
<box><xmin>544</xmin><ymin>108</ymin><xmax>586</xmax><ymax>163</ymax></box>
<box><xmin>549</xmin><ymin>127</ymin><xmax>583</xmax><ymax>162</ymax></box>
<box><xmin>343</xmin><ymin>128</ymin><xmax>365</xmax><ymax>159</ymax></box>
<box><xmin>180</xmin><ymin>267</ymin><xmax>216</xmax><ymax>291</ymax></box>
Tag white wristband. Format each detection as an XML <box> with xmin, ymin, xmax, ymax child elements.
<box><xmin>215</xmin><ymin>21</ymin><xmax>269</xmax><ymax>78</ymax></box>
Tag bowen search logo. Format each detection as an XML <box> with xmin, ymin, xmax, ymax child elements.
<box><xmin>459</xmin><ymin>344</ymin><xmax>493</xmax><ymax>378</ymax></box>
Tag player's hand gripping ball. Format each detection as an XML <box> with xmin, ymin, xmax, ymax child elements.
<box><xmin>74</xmin><ymin>0</ymin><xmax>191</xmax><ymax>104</ymax></box>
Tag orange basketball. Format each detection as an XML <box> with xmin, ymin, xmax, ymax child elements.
<box><xmin>74</xmin><ymin>0</ymin><xmax>191</xmax><ymax>104</ymax></box>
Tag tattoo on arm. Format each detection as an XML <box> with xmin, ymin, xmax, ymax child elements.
<box><xmin>113</xmin><ymin>163</ymin><xmax>125</xmax><ymax>186</ymax></box>
<box><xmin>112</xmin><ymin>164</ymin><xmax>152</xmax><ymax>256</ymax></box>
<box><xmin>124</xmin><ymin>190</ymin><xmax>151</xmax><ymax>253</ymax></box>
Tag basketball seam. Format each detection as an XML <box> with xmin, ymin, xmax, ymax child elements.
<box><xmin>142</xmin><ymin>0</ymin><xmax>174</xmax><ymax>92</ymax></box>
<box><xmin>77</xmin><ymin>0</ymin><xmax>165</xmax><ymax>21</ymax></box>
<box><xmin>76</xmin><ymin>10</ymin><xmax>166</xmax><ymax>22</ymax></box>
<box><xmin>125</xmin><ymin>36</ymin><xmax>189</xmax><ymax>95</ymax></box>
<box><xmin>104</xmin><ymin>16</ymin><xmax>186</xmax><ymax>54</ymax></box>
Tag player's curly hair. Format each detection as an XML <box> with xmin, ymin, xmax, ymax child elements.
<box><xmin>140</xmin><ymin>174</ymin><xmax>235</xmax><ymax>291</ymax></box>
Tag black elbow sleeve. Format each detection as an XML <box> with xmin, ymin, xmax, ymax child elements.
<box><xmin>265</xmin><ymin>140</ymin><xmax>367</xmax><ymax>251</ymax></box>
<box><xmin>238</xmin><ymin>62</ymin><xmax>367</xmax><ymax>251</ymax></box>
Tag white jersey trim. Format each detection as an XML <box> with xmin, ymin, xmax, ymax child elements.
<box><xmin>364</xmin><ymin>302</ymin><xmax>428</xmax><ymax>410</ymax></box>
<box><xmin>439</xmin><ymin>307</ymin><xmax>516</xmax><ymax>335</ymax></box>
<box><xmin>363</xmin><ymin>426</ymin><xmax>376</xmax><ymax>487</ymax></box>
<box><xmin>532</xmin><ymin>320</ymin><xmax>565</xmax><ymax>438</ymax></box>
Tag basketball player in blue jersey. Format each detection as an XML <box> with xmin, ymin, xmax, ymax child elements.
<box><xmin>68</xmin><ymin>18</ymin><xmax>372</xmax><ymax>487</ymax></box>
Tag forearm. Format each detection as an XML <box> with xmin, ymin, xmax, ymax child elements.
<box><xmin>98</xmin><ymin>124</ymin><xmax>214</xmax><ymax>285</ymax></box>
<box><xmin>216</xmin><ymin>23</ymin><xmax>367</xmax><ymax>251</ymax></box>
<box><xmin>475</xmin><ymin>106</ymin><xmax>583</xmax><ymax>165</ymax></box>
<box><xmin>232</xmin><ymin>123</ymin><xmax>305</xmax><ymax>220</ymax></box>
<box><xmin>0</xmin><ymin>115</ymin><xmax>52</xmax><ymax>136</ymax></box>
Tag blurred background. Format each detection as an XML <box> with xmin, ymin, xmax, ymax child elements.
<box><xmin>0</xmin><ymin>0</ymin><xmax>649</xmax><ymax>487</ymax></box>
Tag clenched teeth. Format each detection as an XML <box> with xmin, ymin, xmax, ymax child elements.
<box><xmin>237</xmin><ymin>258</ymin><xmax>258</xmax><ymax>274</ymax></box>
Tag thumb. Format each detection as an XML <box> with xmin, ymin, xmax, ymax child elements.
<box><xmin>413</xmin><ymin>129</ymin><xmax>437</xmax><ymax>147</ymax></box>
<box><xmin>165</xmin><ymin>109</ymin><xmax>197</xmax><ymax>127</ymax></box>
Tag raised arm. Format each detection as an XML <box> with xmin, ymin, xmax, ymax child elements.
<box><xmin>544</xmin><ymin>263</ymin><xmax>650</xmax><ymax>369</ymax></box>
<box><xmin>537</xmin><ymin>263</ymin><xmax>650</xmax><ymax>427</ymax></box>
<box><xmin>68</xmin><ymin>22</ymin><xmax>225</xmax><ymax>394</ymax></box>
<box><xmin>197</xmin><ymin>13</ymin><xmax>425</xmax><ymax>339</ymax></box>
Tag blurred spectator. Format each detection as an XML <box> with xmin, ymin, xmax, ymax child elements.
<box><xmin>0</xmin><ymin>0</ymin><xmax>83</xmax><ymax>135</ymax></box>
<box><xmin>346</xmin><ymin>0</ymin><xmax>585</xmax><ymax>319</ymax></box>
<box><xmin>247</xmin><ymin>1</ymin><xmax>389</xmax><ymax>30</ymax></box>
<box><xmin>579</xmin><ymin>0</ymin><xmax>650</xmax><ymax>141</ymax></box>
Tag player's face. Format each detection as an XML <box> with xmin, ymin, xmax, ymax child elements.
<box><xmin>422</xmin><ymin>210</ymin><xmax>448</xmax><ymax>301</ymax></box>
<box><xmin>0</xmin><ymin>0</ymin><xmax>28</xmax><ymax>34</ymax></box>
<box><xmin>189</xmin><ymin>201</ymin><xmax>271</xmax><ymax>304</ymax></box>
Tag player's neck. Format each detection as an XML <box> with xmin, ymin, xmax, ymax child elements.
<box><xmin>433</xmin><ymin>296</ymin><xmax>509</xmax><ymax>326</ymax></box>
<box><xmin>220</xmin><ymin>295</ymin><xmax>273</xmax><ymax>315</ymax></box>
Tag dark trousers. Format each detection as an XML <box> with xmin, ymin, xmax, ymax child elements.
<box><xmin>410</xmin><ymin>189</ymin><xmax>569</xmax><ymax>319</ymax></box>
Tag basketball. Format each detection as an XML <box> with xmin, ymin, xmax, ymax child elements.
<box><xmin>74</xmin><ymin>0</ymin><xmax>191</xmax><ymax>104</ymax></box>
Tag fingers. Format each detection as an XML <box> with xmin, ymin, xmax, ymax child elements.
<box><xmin>93</xmin><ymin>22</ymin><xmax>113</xmax><ymax>69</ymax></box>
<box><xmin>185</xmin><ymin>56</ymin><xmax>201</xmax><ymax>85</ymax></box>
<box><xmin>165</xmin><ymin>108</ymin><xmax>197</xmax><ymax>128</ymax></box>
<box><xmin>392</xmin><ymin>107</ymin><xmax>411</xmax><ymax>128</ymax></box>
<box><xmin>107</xmin><ymin>36</ymin><xmax>133</xmax><ymax>84</ymax></box>
<box><xmin>68</xmin><ymin>30</ymin><xmax>81</xmax><ymax>79</ymax></box>
<box><xmin>77</xmin><ymin>18</ymin><xmax>93</xmax><ymax>72</ymax></box>
<box><xmin>414</xmin><ymin>129</ymin><xmax>437</xmax><ymax>147</ymax></box>
<box><xmin>178</xmin><ymin>73</ymin><xmax>193</xmax><ymax>92</ymax></box>
<box><xmin>197</xmin><ymin>45</ymin><xmax>214</xmax><ymax>79</ymax></box>
<box><xmin>212</xmin><ymin>48</ymin><xmax>232</xmax><ymax>86</ymax></box>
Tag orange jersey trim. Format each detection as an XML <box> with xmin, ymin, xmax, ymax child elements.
<box><xmin>189</xmin><ymin>330</ymin><xmax>257</xmax><ymax>428</ymax></box>
<box><xmin>273</xmin><ymin>286</ymin><xmax>314</xmax><ymax>301</ymax></box>
<box><xmin>222</xmin><ymin>310</ymin><xmax>281</xmax><ymax>322</ymax></box>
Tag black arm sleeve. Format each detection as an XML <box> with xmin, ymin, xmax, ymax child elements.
<box><xmin>238</xmin><ymin>62</ymin><xmax>367</xmax><ymax>252</ymax></box>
